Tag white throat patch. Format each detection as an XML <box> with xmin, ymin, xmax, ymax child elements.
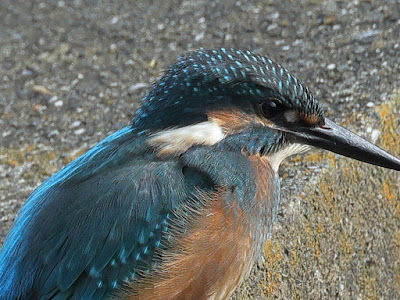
<box><xmin>148</xmin><ymin>121</ymin><xmax>226</xmax><ymax>156</ymax></box>
<box><xmin>269</xmin><ymin>143</ymin><xmax>311</xmax><ymax>172</ymax></box>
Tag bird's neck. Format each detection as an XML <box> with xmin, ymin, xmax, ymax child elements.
<box><xmin>179</xmin><ymin>142</ymin><xmax>281</xmax><ymax>249</ymax></box>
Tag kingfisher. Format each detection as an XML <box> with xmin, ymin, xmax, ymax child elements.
<box><xmin>1</xmin><ymin>48</ymin><xmax>400</xmax><ymax>300</ymax></box>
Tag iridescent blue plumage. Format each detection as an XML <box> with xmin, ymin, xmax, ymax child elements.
<box><xmin>2</xmin><ymin>48</ymin><xmax>395</xmax><ymax>299</ymax></box>
<box><xmin>0</xmin><ymin>48</ymin><xmax>324</xmax><ymax>299</ymax></box>
<box><xmin>0</xmin><ymin>127</ymin><xmax>194</xmax><ymax>299</ymax></box>
<box><xmin>0</xmin><ymin>125</ymin><xmax>277</xmax><ymax>299</ymax></box>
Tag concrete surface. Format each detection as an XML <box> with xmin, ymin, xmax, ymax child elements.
<box><xmin>1</xmin><ymin>0</ymin><xmax>399</xmax><ymax>299</ymax></box>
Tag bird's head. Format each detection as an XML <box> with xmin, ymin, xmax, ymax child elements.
<box><xmin>134</xmin><ymin>48</ymin><xmax>400</xmax><ymax>172</ymax></box>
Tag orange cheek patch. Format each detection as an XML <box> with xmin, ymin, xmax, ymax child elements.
<box><xmin>208</xmin><ymin>108</ymin><xmax>272</xmax><ymax>133</ymax></box>
<box><xmin>299</xmin><ymin>113</ymin><xmax>321</xmax><ymax>126</ymax></box>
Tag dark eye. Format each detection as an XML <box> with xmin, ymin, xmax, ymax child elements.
<box><xmin>259</xmin><ymin>100</ymin><xmax>286</xmax><ymax>119</ymax></box>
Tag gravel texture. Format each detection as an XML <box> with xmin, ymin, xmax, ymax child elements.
<box><xmin>1</xmin><ymin>0</ymin><xmax>400</xmax><ymax>299</ymax></box>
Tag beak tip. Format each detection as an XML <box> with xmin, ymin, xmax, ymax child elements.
<box><xmin>290</xmin><ymin>117</ymin><xmax>400</xmax><ymax>172</ymax></box>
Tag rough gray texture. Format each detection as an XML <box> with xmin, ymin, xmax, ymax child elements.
<box><xmin>1</xmin><ymin>0</ymin><xmax>399</xmax><ymax>299</ymax></box>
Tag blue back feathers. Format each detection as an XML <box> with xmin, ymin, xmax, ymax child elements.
<box><xmin>0</xmin><ymin>127</ymin><xmax>190</xmax><ymax>299</ymax></box>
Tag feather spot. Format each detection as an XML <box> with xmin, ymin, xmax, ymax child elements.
<box><xmin>90</xmin><ymin>267</ymin><xmax>100</xmax><ymax>278</ymax></box>
<box><xmin>110</xmin><ymin>259</ymin><xmax>117</xmax><ymax>267</ymax></box>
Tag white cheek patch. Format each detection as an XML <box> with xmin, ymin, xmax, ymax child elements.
<box><xmin>148</xmin><ymin>121</ymin><xmax>226</xmax><ymax>156</ymax></box>
<box><xmin>283</xmin><ymin>110</ymin><xmax>298</xmax><ymax>123</ymax></box>
<box><xmin>269</xmin><ymin>143</ymin><xmax>311</xmax><ymax>172</ymax></box>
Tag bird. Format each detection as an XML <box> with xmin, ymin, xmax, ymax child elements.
<box><xmin>1</xmin><ymin>48</ymin><xmax>400</xmax><ymax>300</ymax></box>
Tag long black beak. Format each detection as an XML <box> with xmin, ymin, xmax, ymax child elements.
<box><xmin>288</xmin><ymin>118</ymin><xmax>400</xmax><ymax>171</ymax></box>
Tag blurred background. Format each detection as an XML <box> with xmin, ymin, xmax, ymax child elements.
<box><xmin>1</xmin><ymin>0</ymin><xmax>399</xmax><ymax>299</ymax></box>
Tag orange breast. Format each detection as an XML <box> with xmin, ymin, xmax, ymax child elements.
<box><xmin>119</xmin><ymin>193</ymin><xmax>253</xmax><ymax>300</ymax></box>
<box><xmin>248</xmin><ymin>155</ymin><xmax>275</xmax><ymax>203</ymax></box>
<box><xmin>117</xmin><ymin>155</ymin><xmax>275</xmax><ymax>300</ymax></box>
